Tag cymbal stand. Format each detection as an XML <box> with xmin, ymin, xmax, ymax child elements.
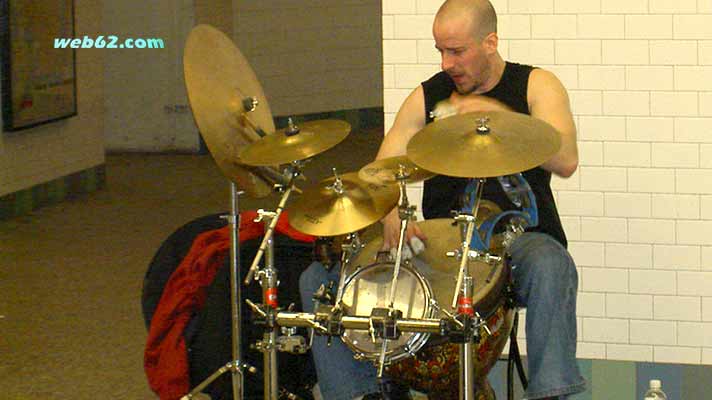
<box><xmin>375</xmin><ymin>166</ymin><xmax>416</xmax><ymax>378</ymax></box>
<box><xmin>244</xmin><ymin>161</ymin><xmax>303</xmax><ymax>285</ymax></box>
<box><xmin>181</xmin><ymin>183</ymin><xmax>255</xmax><ymax>400</ymax></box>
<box><xmin>450</xmin><ymin>178</ymin><xmax>485</xmax><ymax>400</ymax></box>
<box><xmin>243</xmin><ymin>162</ymin><xmax>303</xmax><ymax>400</ymax></box>
<box><xmin>334</xmin><ymin>232</ymin><xmax>364</xmax><ymax>307</ymax></box>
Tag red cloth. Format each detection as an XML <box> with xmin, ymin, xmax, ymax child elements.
<box><xmin>144</xmin><ymin>211</ymin><xmax>314</xmax><ymax>400</ymax></box>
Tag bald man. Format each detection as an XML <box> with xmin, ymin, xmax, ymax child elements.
<box><xmin>300</xmin><ymin>1</ymin><xmax>585</xmax><ymax>399</ymax></box>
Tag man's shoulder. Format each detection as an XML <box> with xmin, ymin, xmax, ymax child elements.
<box><xmin>421</xmin><ymin>70</ymin><xmax>453</xmax><ymax>88</ymax></box>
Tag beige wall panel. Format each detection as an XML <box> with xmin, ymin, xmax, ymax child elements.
<box><xmin>0</xmin><ymin>0</ymin><xmax>105</xmax><ymax>196</ymax></box>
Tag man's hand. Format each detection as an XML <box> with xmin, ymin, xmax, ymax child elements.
<box><xmin>445</xmin><ymin>93</ymin><xmax>513</xmax><ymax>115</ymax></box>
<box><xmin>380</xmin><ymin>208</ymin><xmax>427</xmax><ymax>257</ymax></box>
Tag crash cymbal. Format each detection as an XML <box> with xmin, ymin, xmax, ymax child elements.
<box><xmin>358</xmin><ymin>155</ymin><xmax>435</xmax><ymax>185</ymax></box>
<box><xmin>407</xmin><ymin>111</ymin><xmax>561</xmax><ymax>178</ymax></box>
<box><xmin>239</xmin><ymin>119</ymin><xmax>351</xmax><ymax>166</ymax></box>
<box><xmin>289</xmin><ymin>172</ymin><xmax>399</xmax><ymax>237</ymax></box>
<box><xmin>184</xmin><ymin>24</ymin><xmax>276</xmax><ymax>197</ymax></box>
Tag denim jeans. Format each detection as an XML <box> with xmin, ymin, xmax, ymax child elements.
<box><xmin>299</xmin><ymin>232</ymin><xmax>586</xmax><ymax>400</ymax></box>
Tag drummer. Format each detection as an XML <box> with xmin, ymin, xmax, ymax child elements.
<box><xmin>300</xmin><ymin>0</ymin><xmax>584</xmax><ymax>399</ymax></box>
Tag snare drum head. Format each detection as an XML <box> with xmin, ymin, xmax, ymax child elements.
<box><xmin>341</xmin><ymin>263</ymin><xmax>431</xmax><ymax>360</ymax></box>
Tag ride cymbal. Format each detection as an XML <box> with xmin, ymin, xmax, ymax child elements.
<box><xmin>289</xmin><ymin>172</ymin><xmax>399</xmax><ymax>236</ymax></box>
<box><xmin>184</xmin><ymin>24</ymin><xmax>276</xmax><ymax>197</ymax></box>
<box><xmin>407</xmin><ymin>111</ymin><xmax>561</xmax><ymax>178</ymax></box>
<box><xmin>239</xmin><ymin>119</ymin><xmax>351</xmax><ymax>166</ymax></box>
<box><xmin>358</xmin><ymin>155</ymin><xmax>435</xmax><ymax>185</ymax></box>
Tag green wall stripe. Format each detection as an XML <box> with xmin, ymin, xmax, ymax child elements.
<box><xmin>14</xmin><ymin>188</ymin><xmax>33</xmax><ymax>215</ymax></box>
<box><xmin>681</xmin><ymin>364</ymin><xmax>712</xmax><ymax>399</ymax></box>
<box><xmin>575</xmin><ymin>359</ymin><xmax>593</xmax><ymax>400</ymax></box>
<box><xmin>0</xmin><ymin>164</ymin><xmax>105</xmax><ymax>220</ymax></box>
<box><xmin>592</xmin><ymin>360</ymin><xmax>636</xmax><ymax>399</ymax></box>
<box><xmin>637</xmin><ymin>362</ymin><xmax>682</xmax><ymax>400</ymax></box>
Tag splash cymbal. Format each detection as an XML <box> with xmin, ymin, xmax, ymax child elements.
<box><xmin>358</xmin><ymin>155</ymin><xmax>435</xmax><ymax>185</ymax></box>
<box><xmin>239</xmin><ymin>119</ymin><xmax>351</xmax><ymax>166</ymax></box>
<box><xmin>407</xmin><ymin>111</ymin><xmax>561</xmax><ymax>178</ymax></box>
<box><xmin>289</xmin><ymin>172</ymin><xmax>399</xmax><ymax>237</ymax></box>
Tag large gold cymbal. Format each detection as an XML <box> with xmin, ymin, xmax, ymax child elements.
<box><xmin>358</xmin><ymin>155</ymin><xmax>435</xmax><ymax>185</ymax></box>
<box><xmin>407</xmin><ymin>111</ymin><xmax>561</xmax><ymax>178</ymax></box>
<box><xmin>289</xmin><ymin>172</ymin><xmax>399</xmax><ymax>237</ymax></box>
<box><xmin>183</xmin><ymin>24</ymin><xmax>276</xmax><ymax>197</ymax></box>
<box><xmin>239</xmin><ymin>119</ymin><xmax>351</xmax><ymax>166</ymax></box>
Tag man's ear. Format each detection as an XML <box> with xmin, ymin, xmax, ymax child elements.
<box><xmin>483</xmin><ymin>32</ymin><xmax>498</xmax><ymax>55</ymax></box>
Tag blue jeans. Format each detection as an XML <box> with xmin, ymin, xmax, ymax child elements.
<box><xmin>299</xmin><ymin>232</ymin><xmax>586</xmax><ymax>400</ymax></box>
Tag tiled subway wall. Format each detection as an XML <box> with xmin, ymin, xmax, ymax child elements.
<box><xmin>383</xmin><ymin>0</ymin><xmax>712</xmax><ymax>364</ymax></box>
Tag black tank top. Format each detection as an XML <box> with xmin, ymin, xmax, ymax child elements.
<box><xmin>420</xmin><ymin>62</ymin><xmax>567</xmax><ymax>247</ymax></box>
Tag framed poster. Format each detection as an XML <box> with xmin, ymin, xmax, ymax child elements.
<box><xmin>1</xmin><ymin>0</ymin><xmax>77</xmax><ymax>132</ymax></box>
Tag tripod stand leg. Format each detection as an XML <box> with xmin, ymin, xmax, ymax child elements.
<box><xmin>181</xmin><ymin>362</ymin><xmax>246</xmax><ymax>400</ymax></box>
<box><xmin>182</xmin><ymin>183</ymin><xmax>251</xmax><ymax>400</ymax></box>
<box><xmin>228</xmin><ymin>183</ymin><xmax>245</xmax><ymax>400</ymax></box>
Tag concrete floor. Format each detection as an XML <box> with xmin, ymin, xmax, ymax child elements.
<box><xmin>0</xmin><ymin>128</ymin><xmax>380</xmax><ymax>399</ymax></box>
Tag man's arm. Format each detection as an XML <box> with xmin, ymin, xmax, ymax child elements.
<box><xmin>527</xmin><ymin>69</ymin><xmax>579</xmax><ymax>178</ymax></box>
<box><xmin>377</xmin><ymin>85</ymin><xmax>428</xmax><ymax>250</ymax></box>
<box><xmin>376</xmin><ymin>86</ymin><xmax>427</xmax><ymax>160</ymax></box>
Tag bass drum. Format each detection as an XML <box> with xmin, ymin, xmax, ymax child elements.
<box><xmin>343</xmin><ymin>214</ymin><xmax>515</xmax><ymax>399</ymax></box>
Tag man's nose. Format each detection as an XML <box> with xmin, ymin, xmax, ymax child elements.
<box><xmin>441</xmin><ymin>53</ymin><xmax>454</xmax><ymax>71</ymax></box>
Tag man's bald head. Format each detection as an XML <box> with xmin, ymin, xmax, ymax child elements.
<box><xmin>435</xmin><ymin>0</ymin><xmax>497</xmax><ymax>41</ymax></box>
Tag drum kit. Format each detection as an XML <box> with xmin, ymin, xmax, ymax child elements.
<box><xmin>181</xmin><ymin>25</ymin><xmax>561</xmax><ymax>400</ymax></box>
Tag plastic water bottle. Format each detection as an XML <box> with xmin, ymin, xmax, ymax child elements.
<box><xmin>643</xmin><ymin>379</ymin><xmax>668</xmax><ymax>400</ymax></box>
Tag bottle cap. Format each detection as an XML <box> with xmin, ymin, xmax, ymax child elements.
<box><xmin>650</xmin><ymin>379</ymin><xmax>662</xmax><ymax>389</ymax></box>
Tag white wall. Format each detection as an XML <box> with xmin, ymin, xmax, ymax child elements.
<box><xmin>233</xmin><ymin>0</ymin><xmax>383</xmax><ymax>117</ymax></box>
<box><xmin>384</xmin><ymin>0</ymin><xmax>712</xmax><ymax>365</ymax></box>
<box><xmin>103</xmin><ymin>0</ymin><xmax>198</xmax><ymax>152</ymax></box>
<box><xmin>0</xmin><ymin>0</ymin><xmax>104</xmax><ymax>197</ymax></box>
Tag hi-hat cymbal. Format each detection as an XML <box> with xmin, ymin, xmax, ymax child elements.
<box><xmin>407</xmin><ymin>111</ymin><xmax>561</xmax><ymax>178</ymax></box>
<box><xmin>239</xmin><ymin>119</ymin><xmax>351</xmax><ymax>166</ymax></box>
<box><xmin>183</xmin><ymin>24</ymin><xmax>276</xmax><ymax>198</ymax></box>
<box><xmin>358</xmin><ymin>155</ymin><xmax>435</xmax><ymax>185</ymax></box>
<box><xmin>289</xmin><ymin>172</ymin><xmax>399</xmax><ymax>237</ymax></box>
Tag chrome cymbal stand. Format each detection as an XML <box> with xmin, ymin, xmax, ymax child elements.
<box><xmin>374</xmin><ymin>165</ymin><xmax>416</xmax><ymax>378</ymax></box>
<box><xmin>450</xmin><ymin>178</ymin><xmax>486</xmax><ymax>400</ymax></box>
<box><xmin>244</xmin><ymin>162</ymin><xmax>303</xmax><ymax>400</ymax></box>
<box><xmin>181</xmin><ymin>183</ymin><xmax>255</xmax><ymax>400</ymax></box>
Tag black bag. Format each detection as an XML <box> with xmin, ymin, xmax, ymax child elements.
<box><xmin>142</xmin><ymin>213</ymin><xmax>317</xmax><ymax>400</ymax></box>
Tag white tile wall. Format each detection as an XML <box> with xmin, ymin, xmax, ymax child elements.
<box><xmin>580</xmin><ymin>167</ymin><xmax>627</xmax><ymax>191</ymax></box>
<box><xmin>569</xmin><ymin>241</ymin><xmax>605</xmax><ymax>266</ymax></box>
<box><xmin>649</xmin><ymin>0</ymin><xmax>697</xmax><ymax>14</ymax></box>
<box><xmin>630</xmin><ymin>320</ymin><xmax>677</xmax><ymax>345</ymax></box>
<box><xmin>703</xmin><ymin>297</ymin><xmax>712</xmax><ymax>321</ymax></box>
<box><xmin>601</xmin><ymin>0</ymin><xmax>647</xmax><ymax>14</ymax></box>
<box><xmin>606</xmin><ymin>243</ymin><xmax>652</xmax><ymax>269</ymax></box>
<box><xmin>654</xmin><ymin>296</ymin><xmax>701</xmax><ymax>321</ymax></box>
<box><xmin>607</xmin><ymin>344</ymin><xmax>653</xmax><ymax>362</ymax></box>
<box><xmin>626</xmin><ymin>117</ymin><xmax>673</xmax><ymax>142</ymax></box>
<box><xmin>654</xmin><ymin>346</ymin><xmax>701</xmax><ymax>364</ymax></box>
<box><xmin>607</xmin><ymin>293</ymin><xmax>653</xmax><ymax>319</ymax></box>
<box><xmin>583</xmin><ymin>317</ymin><xmax>630</xmax><ymax>343</ymax></box>
<box><xmin>629</xmin><ymin>270</ymin><xmax>676</xmax><ymax>295</ymax></box>
<box><xmin>383</xmin><ymin>0</ymin><xmax>712</xmax><ymax>365</ymax></box>
<box><xmin>653</xmin><ymin>245</ymin><xmax>701</xmax><ymax>270</ymax></box>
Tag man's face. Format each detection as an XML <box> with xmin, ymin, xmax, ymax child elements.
<box><xmin>433</xmin><ymin>16</ymin><xmax>489</xmax><ymax>94</ymax></box>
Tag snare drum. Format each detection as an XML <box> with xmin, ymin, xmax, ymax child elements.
<box><xmin>340</xmin><ymin>259</ymin><xmax>434</xmax><ymax>363</ymax></box>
